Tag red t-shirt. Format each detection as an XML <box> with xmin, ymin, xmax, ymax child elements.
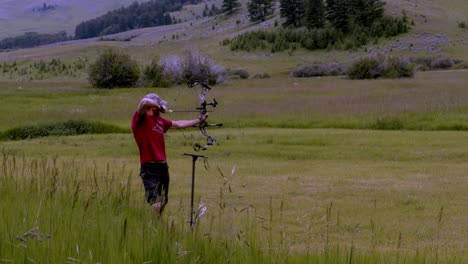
<box><xmin>131</xmin><ymin>111</ymin><xmax>173</xmax><ymax>164</ymax></box>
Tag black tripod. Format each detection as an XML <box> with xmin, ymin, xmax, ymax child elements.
<box><xmin>183</xmin><ymin>153</ymin><xmax>207</xmax><ymax>229</ymax></box>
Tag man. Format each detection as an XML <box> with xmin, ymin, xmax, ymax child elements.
<box><xmin>131</xmin><ymin>93</ymin><xmax>207</xmax><ymax>214</ymax></box>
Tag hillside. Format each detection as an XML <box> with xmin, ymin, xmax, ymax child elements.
<box><xmin>0</xmin><ymin>0</ymin><xmax>147</xmax><ymax>39</ymax></box>
<box><xmin>0</xmin><ymin>0</ymin><xmax>466</xmax><ymax>69</ymax></box>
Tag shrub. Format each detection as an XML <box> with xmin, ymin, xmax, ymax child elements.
<box><xmin>182</xmin><ymin>49</ymin><xmax>224</xmax><ymax>85</ymax></box>
<box><xmin>142</xmin><ymin>58</ymin><xmax>172</xmax><ymax>88</ymax></box>
<box><xmin>430</xmin><ymin>57</ymin><xmax>454</xmax><ymax>69</ymax></box>
<box><xmin>458</xmin><ymin>21</ymin><xmax>467</xmax><ymax>29</ymax></box>
<box><xmin>373</xmin><ymin>117</ymin><xmax>404</xmax><ymax>130</ymax></box>
<box><xmin>88</xmin><ymin>48</ymin><xmax>140</xmax><ymax>88</ymax></box>
<box><xmin>291</xmin><ymin>62</ymin><xmax>346</xmax><ymax>77</ymax></box>
<box><xmin>159</xmin><ymin>49</ymin><xmax>224</xmax><ymax>85</ymax></box>
<box><xmin>224</xmin><ymin>68</ymin><xmax>250</xmax><ymax>79</ymax></box>
<box><xmin>252</xmin><ymin>72</ymin><xmax>271</xmax><ymax>79</ymax></box>
<box><xmin>386</xmin><ymin>56</ymin><xmax>414</xmax><ymax>78</ymax></box>
<box><xmin>348</xmin><ymin>55</ymin><xmax>413</xmax><ymax>79</ymax></box>
<box><xmin>348</xmin><ymin>57</ymin><xmax>381</xmax><ymax>79</ymax></box>
<box><xmin>0</xmin><ymin>120</ymin><xmax>127</xmax><ymax>141</ymax></box>
<box><xmin>411</xmin><ymin>56</ymin><xmax>456</xmax><ymax>71</ymax></box>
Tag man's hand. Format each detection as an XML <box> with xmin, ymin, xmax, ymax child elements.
<box><xmin>199</xmin><ymin>113</ymin><xmax>209</xmax><ymax>122</ymax></box>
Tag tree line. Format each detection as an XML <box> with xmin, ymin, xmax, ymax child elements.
<box><xmin>0</xmin><ymin>31</ymin><xmax>71</xmax><ymax>50</ymax></box>
<box><xmin>75</xmin><ymin>0</ymin><xmax>201</xmax><ymax>39</ymax></box>
<box><xmin>0</xmin><ymin>0</ymin><xmax>202</xmax><ymax>50</ymax></box>
<box><xmin>226</xmin><ymin>0</ymin><xmax>409</xmax><ymax>52</ymax></box>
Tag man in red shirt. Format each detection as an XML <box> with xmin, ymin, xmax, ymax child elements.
<box><xmin>132</xmin><ymin>93</ymin><xmax>207</xmax><ymax>214</ymax></box>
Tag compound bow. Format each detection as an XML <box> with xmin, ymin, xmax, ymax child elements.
<box><xmin>187</xmin><ymin>81</ymin><xmax>223</xmax><ymax>151</ymax></box>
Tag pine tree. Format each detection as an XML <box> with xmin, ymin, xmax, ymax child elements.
<box><xmin>248</xmin><ymin>0</ymin><xmax>275</xmax><ymax>22</ymax></box>
<box><xmin>280</xmin><ymin>0</ymin><xmax>304</xmax><ymax>27</ymax></box>
<box><xmin>222</xmin><ymin>0</ymin><xmax>241</xmax><ymax>14</ymax></box>
<box><xmin>350</xmin><ymin>0</ymin><xmax>385</xmax><ymax>28</ymax></box>
<box><xmin>304</xmin><ymin>0</ymin><xmax>325</xmax><ymax>29</ymax></box>
<box><xmin>326</xmin><ymin>0</ymin><xmax>350</xmax><ymax>32</ymax></box>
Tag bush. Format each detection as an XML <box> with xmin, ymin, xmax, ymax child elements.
<box><xmin>348</xmin><ymin>55</ymin><xmax>414</xmax><ymax>79</ymax></box>
<box><xmin>88</xmin><ymin>48</ymin><xmax>140</xmax><ymax>88</ymax></box>
<box><xmin>291</xmin><ymin>62</ymin><xmax>346</xmax><ymax>77</ymax></box>
<box><xmin>159</xmin><ymin>49</ymin><xmax>224</xmax><ymax>85</ymax></box>
<box><xmin>411</xmin><ymin>56</ymin><xmax>457</xmax><ymax>71</ymax></box>
<box><xmin>142</xmin><ymin>58</ymin><xmax>172</xmax><ymax>88</ymax></box>
<box><xmin>430</xmin><ymin>57</ymin><xmax>454</xmax><ymax>69</ymax></box>
<box><xmin>252</xmin><ymin>72</ymin><xmax>271</xmax><ymax>79</ymax></box>
<box><xmin>458</xmin><ymin>21</ymin><xmax>467</xmax><ymax>29</ymax></box>
<box><xmin>224</xmin><ymin>68</ymin><xmax>250</xmax><ymax>79</ymax></box>
<box><xmin>0</xmin><ymin>120</ymin><xmax>127</xmax><ymax>141</ymax></box>
<box><xmin>373</xmin><ymin>117</ymin><xmax>404</xmax><ymax>130</ymax></box>
<box><xmin>347</xmin><ymin>57</ymin><xmax>381</xmax><ymax>79</ymax></box>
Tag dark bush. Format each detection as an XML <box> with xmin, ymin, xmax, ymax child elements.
<box><xmin>224</xmin><ymin>68</ymin><xmax>250</xmax><ymax>79</ymax></box>
<box><xmin>252</xmin><ymin>72</ymin><xmax>271</xmax><ymax>79</ymax></box>
<box><xmin>143</xmin><ymin>58</ymin><xmax>172</xmax><ymax>87</ymax></box>
<box><xmin>348</xmin><ymin>57</ymin><xmax>381</xmax><ymax>79</ymax></box>
<box><xmin>0</xmin><ymin>120</ymin><xmax>127</xmax><ymax>141</ymax></box>
<box><xmin>348</xmin><ymin>55</ymin><xmax>414</xmax><ymax>79</ymax></box>
<box><xmin>88</xmin><ymin>48</ymin><xmax>140</xmax><ymax>88</ymax></box>
<box><xmin>458</xmin><ymin>21</ymin><xmax>467</xmax><ymax>29</ymax></box>
<box><xmin>411</xmin><ymin>56</ymin><xmax>457</xmax><ymax>71</ymax></box>
<box><xmin>430</xmin><ymin>57</ymin><xmax>454</xmax><ymax>69</ymax></box>
<box><xmin>159</xmin><ymin>49</ymin><xmax>224</xmax><ymax>86</ymax></box>
<box><xmin>373</xmin><ymin>117</ymin><xmax>404</xmax><ymax>130</ymax></box>
<box><xmin>291</xmin><ymin>62</ymin><xmax>346</xmax><ymax>77</ymax></box>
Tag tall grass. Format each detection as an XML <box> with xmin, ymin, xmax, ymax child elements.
<box><xmin>1</xmin><ymin>151</ymin><xmax>466</xmax><ymax>263</ymax></box>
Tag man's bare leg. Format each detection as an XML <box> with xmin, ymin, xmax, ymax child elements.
<box><xmin>151</xmin><ymin>202</ymin><xmax>162</xmax><ymax>215</ymax></box>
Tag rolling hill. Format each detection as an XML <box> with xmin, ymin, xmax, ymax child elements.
<box><xmin>0</xmin><ymin>0</ymin><xmax>147</xmax><ymax>39</ymax></box>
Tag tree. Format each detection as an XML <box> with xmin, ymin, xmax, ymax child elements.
<box><xmin>350</xmin><ymin>0</ymin><xmax>385</xmax><ymax>28</ymax></box>
<box><xmin>326</xmin><ymin>0</ymin><xmax>350</xmax><ymax>32</ymax></box>
<box><xmin>248</xmin><ymin>0</ymin><xmax>275</xmax><ymax>22</ymax></box>
<box><xmin>88</xmin><ymin>48</ymin><xmax>140</xmax><ymax>88</ymax></box>
<box><xmin>280</xmin><ymin>0</ymin><xmax>304</xmax><ymax>27</ymax></box>
<box><xmin>326</xmin><ymin>0</ymin><xmax>386</xmax><ymax>33</ymax></box>
<box><xmin>304</xmin><ymin>0</ymin><xmax>325</xmax><ymax>29</ymax></box>
<box><xmin>222</xmin><ymin>0</ymin><xmax>241</xmax><ymax>14</ymax></box>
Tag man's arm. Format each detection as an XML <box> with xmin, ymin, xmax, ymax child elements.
<box><xmin>137</xmin><ymin>98</ymin><xmax>159</xmax><ymax>115</ymax></box>
<box><xmin>171</xmin><ymin>114</ymin><xmax>208</xmax><ymax>129</ymax></box>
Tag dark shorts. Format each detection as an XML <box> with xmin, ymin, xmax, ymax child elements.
<box><xmin>140</xmin><ymin>163</ymin><xmax>170</xmax><ymax>210</ymax></box>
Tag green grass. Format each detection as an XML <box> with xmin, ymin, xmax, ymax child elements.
<box><xmin>0</xmin><ymin>0</ymin><xmax>467</xmax><ymax>262</ymax></box>
<box><xmin>1</xmin><ymin>129</ymin><xmax>467</xmax><ymax>262</ymax></box>
<box><xmin>0</xmin><ymin>70</ymin><xmax>467</xmax><ymax>132</ymax></box>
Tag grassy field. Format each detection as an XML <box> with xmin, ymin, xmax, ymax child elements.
<box><xmin>0</xmin><ymin>0</ymin><xmax>467</xmax><ymax>262</ymax></box>
<box><xmin>0</xmin><ymin>70</ymin><xmax>467</xmax><ymax>132</ymax></box>
<box><xmin>1</xmin><ymin>127</ymin><xmax>467</xmax><ymax>262</ymax></box>
<box><xmin>1</xmin><ymin>73</ymin><xmax>467</xmax><ymax>262</ymax></box>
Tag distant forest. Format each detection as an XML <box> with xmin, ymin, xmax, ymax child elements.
<box><xmin>74</xmin><ymin>0</ymin><xmax>201</xmax><ymax>39</ymax></box>
<box><xmin>0</xmin><ymin>31</ymin><xmax>71</xmax><ymax>50</ymax></box>
<box><xmin>0</xmin><ymin>0</ymin><xmax>200</xmax><ymax>50</ymax></box>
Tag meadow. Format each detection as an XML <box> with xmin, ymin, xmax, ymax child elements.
<box><xmin>1</xmin><ymin>0</ymin><xmax>467</xmax><ymax>262</ymax></box>
<box><xmin>1</xmin><ymin>71</ymin><xmax>467</xmax><ymax>263</ymax></box>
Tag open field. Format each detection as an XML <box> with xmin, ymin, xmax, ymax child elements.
<box><xmin>0</xmin><ymin>0</ymin><xmax>467</xmax><ymax>262</ymax></box>
<box><xmin>1</xmin><ymin>71</ymin><xmax>468</xmax><ymax>262</ymax></box>
<box><xmin>1</xmin><ymin>127</ymin><xmax>468</xmax><ymax>262</ymax></box>
<box><xmin>0</xmin><ymin>70</ymin><xmax>467</xmax><ymax>132</ymax></box>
